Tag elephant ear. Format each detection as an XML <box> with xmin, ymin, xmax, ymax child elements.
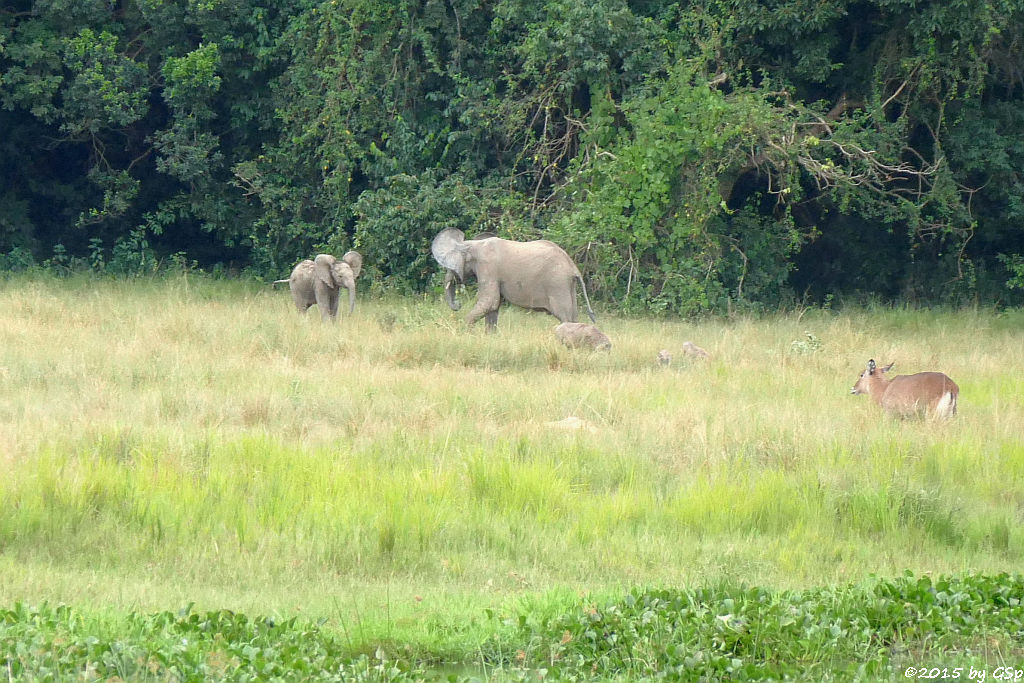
<box><xmin>431</xmin><ymin>228</ymin><xmax>467</xmax><ymax>279</ymax></box>
<box><xmin>314</xmin><ymin>254</ymin><xmax>340</xmax><ymax>288</ymax></box>
<box><xmin>341</xmin><ymin>250</ymin><xmax>362</xmax><ymax>280</ymax></box>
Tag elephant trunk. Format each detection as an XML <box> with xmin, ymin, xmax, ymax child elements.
<box><xmin>347</xmin><ymin>283</ymin><xmax>356</xmax><ymax>314</ymax></box>
<box><xmin>444</xmin><ymin>270</ymin><xmax>461</xmax><ymax>311</ymax></box>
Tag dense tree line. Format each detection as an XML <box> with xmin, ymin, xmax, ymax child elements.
<box><xmin>3</xmin><ymin>0</ymin><xmax>1023</xmax><ymax>312</ymax></box>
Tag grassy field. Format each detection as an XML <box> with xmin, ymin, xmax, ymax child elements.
<box><xmin>1</xmin><ymin>273</ymin><xmax>1023</xmax><ymax>675</ymax></box>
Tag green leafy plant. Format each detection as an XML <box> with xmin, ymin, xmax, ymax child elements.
<box><xmin>4</xmin><ymin>574</ymin><xmax>1022</xmax><ymax>680</ymax></box>
<box><xmin>109</xmin><ymin>228</ymin><xmax>157</xmax><ymax>276</ymax></box>
<box><xmin>0</xmin><ymin>604</ymin><xmax>427</xmax><ymax>681</ymax></box>
<box><xmin>790</xmin><ymin>331</ymin><xmax>823</xmax><ymax>355</ymax></box>
<box><xmin>998</xmin><ymin>254</ymin><xmax>1024</xmax><ymax>291</ymax></box>
<box><xmin>483</xmin><ymin>573</ymin><xmax>1024</xmax><ymax>681</ymax></box>
<box><xmin>352</xmin><ymin>172</ymin><xmax>491</xmax><ymax>290</ymax></box>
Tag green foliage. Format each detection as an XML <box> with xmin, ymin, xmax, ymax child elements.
<box><xmin>109</xmin><ymin>227</ymin><xmax>159</xmax><ymax>276</ymax></box>
<box><xmin>790</xmin><ymin>331</ymin><xmax>823</xmax><ymax>355</ymax></box>
<box><xmin>0</xmin><ymin>18</ymin><xmax>66</xmax><ymax>123</ymax></box>
<box><xmin>0</xmin><ymin>0</ymin><xmax>304</xmax><ymax>272</ymax></box>
<box><xmin>2</xmin><ymin>0</ymin><xmax>1024</xmax><ymax>307</ymax></box>
<box><xmin>486</xmin><ymin>573</ymin><xmax>1024</xmax><ymax>680</ymax></box>
<box><xmin>0</xmin><ymin>604</ymin><xmax>426</xmax><ymax>680</ymax></box>
<box><xmin>0</xmin><ymin>246</ymin><xmax>36</xmax><ymax>272</ymax></box>
<box><xmin>76</xmin><ymin>169</ymin><xmax>140</xmax><ymax>227</ymax></box>
<box><xmin>153</xmin><ymin>43</ymin><xmax>225</xmax><ymax>184</ymax></box>
<box><xmin>61</xmin><ymin>28</ymin><xmax>148</xmax><ymax>134</ymax></box>
<box><xmin>352</xmin><ymin>172</ymin><xmax>494</xmax><ymax>289</ymax></box>
<box><xmin>1000</xmin><ymin>254</ymin><xmax>1024</xmax><ymax>291</ymax></box>
<box><xmin>161</xmin><ymin>43</ymin><xmax>222</xmax><ymax>106</ymax></box>
<box><xmin>548</xmin><ymin>62</ymin><xmax>801</xmax><ymax>314</ymax></box>
<box><xmin>3</xmin><ymin>574</ymin><xmax>1023</xmax><ymax>679</ymax></box>
<box><xmin>42</xmin><ymin>243</ymin><xmax>71</xmax><ymax>274</ymax></box>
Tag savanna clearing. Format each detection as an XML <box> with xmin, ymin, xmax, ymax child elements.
<box><xmin>1</xmin><ymin>274</ymin><xmax>1023</xmax><ymax>675</ymax></box>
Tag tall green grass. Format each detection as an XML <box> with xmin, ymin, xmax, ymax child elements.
<box><xmin>1</xmin><ymin>273</ymin><xmax>1022</xmax><ymax>649</ymax></box>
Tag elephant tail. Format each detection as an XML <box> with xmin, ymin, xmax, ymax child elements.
<box><xmin>576</xmin><ymin>274</ymin><xmax>596</xmax><ymax>323</ymax></box>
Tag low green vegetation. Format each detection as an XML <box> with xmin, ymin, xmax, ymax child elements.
<box><xmin>1</xmin><ymin>274</ymin><xmax>1023</xmax><ymax>678</ymax></box>
<box><xmin>3</xmin><ymin>573</ymin><xmax>1023</xmax><ymax>680</ymax></box>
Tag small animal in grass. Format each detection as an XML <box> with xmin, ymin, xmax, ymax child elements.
<box><xmin>553</xmin><ymin>322</ymin><xmax>612</xmax><ymax>351</ymax></box>
<box><xmin>657</xmin><ymin>349</ymin><xmax>672</xmax><ymax>366</ymax></box>
<box><xmin>681</xmin><ymin>341</ymin><xmax>710</xmax><ymax>360</ymax></box>
<box><xmin>850</xmin><ymin>359</ymin><xmax>959</xmax><ymax>419</ymax></box>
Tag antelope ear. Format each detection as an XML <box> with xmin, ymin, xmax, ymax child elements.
<box><xmin>341</xmin><ymin>250</ymin><xmax>362</xmax><ymax>280</ymax></box>
<box><xmin>867</xmin><ymin>359</ymin><xmax>876</xmax><ymax>374</ymax></box>
<box><xmin>881</xmin><ymin>361</ymin><xmax>895</xmax><ymax>373</ymax></box>
<box><xmin>431</xmin><ymin>228</ymin><xmax>467</xmax><ymax>278</ymax></box>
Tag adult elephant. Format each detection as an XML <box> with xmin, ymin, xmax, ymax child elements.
<box><xmin>431</xmin><ymin>228</ymin><xmax>595</xmax><ymax>332</ymax></box>
<box><xmin>276</xmin><ymin>251</ymin><xmax>362</xmax><ymax>322</ymax></box>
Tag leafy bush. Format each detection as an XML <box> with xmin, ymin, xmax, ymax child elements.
<box><xmin>108</xmin><ymin>227</ymin><xmax>159</xmax><ymax>276</ymax></box>
<box><xmin>0</xmin><ymin>246</ymin><xmax>36</xmax><ymax>272</ymax></box>
<box><xmin>999</xmin><ymin>254</ymin><xmax>1024</xmax><ymax>291</ymax></box>
<box><xmin>352</xmin><ymin>172</ymin><xmax>496</xmax><ymax>290</ymax></box>
<box><xmin>546</xmin><ymin>61</ymin><xmax>803</xmax><ymax>316</ymax></box>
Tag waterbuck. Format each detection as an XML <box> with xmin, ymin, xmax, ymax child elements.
<box><xmin>851</xmin><ymin>359</ymin><xmax>959</xmax><ymax>419</ymax></box>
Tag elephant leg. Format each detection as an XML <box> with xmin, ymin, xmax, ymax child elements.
<box><xmin>323</xmin><ymin>291</ymin><xmax>340</xmax><ymax>321</ymax></box>
<box><xmin>328</xmin><ymin>290</ymin><xmax>340</xmax><ymax>320</ymax></box>
<box><xmin>550</xmin><ymin>292</ymin><xmax>578</xmax><ymax>323</ymax></box>
<box><xmin>484</xmin><ymin>309</ymin><xmax>499</xmax><ymax>332</ymax></box>
<box><xmin>466</xmin><ymin>281</ymin><xmax>500</xmax><ymax>327</ymax></box>
<box><xmin>291</xmin><ymin>288</ymin><xmax>313</xmax><ymax>314</ymax></box>
<box><xmin>314</xmin><ymin>282</ymin><xmax>338</xmax><ymax>322</ymax></box>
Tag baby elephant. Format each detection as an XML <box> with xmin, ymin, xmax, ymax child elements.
<box><xmin>276</xmin><ymin>251</ymin><xmax>363</xmax><ymax>322</ymax></box>
<box><xmin>554</xmin><ymin>322</ymin><xmax>612</xmax><ymax>351</ymax></box>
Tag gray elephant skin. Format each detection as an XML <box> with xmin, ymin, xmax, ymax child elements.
<box><xmin>431</xmin><ymin>228</ymin><xmax>595</xmax><ymax>332</ymax></box>
<box><xmin>275</xmin><ymin>251</ymin><xmax>363</xmax><ymax>322</ymax></box>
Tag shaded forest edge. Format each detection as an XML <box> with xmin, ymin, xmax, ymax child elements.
<box><xmin>3</xmin><ymin>0</ymin><xmax>1024</xmax><ymax>313</ymax></box>
<box><xmin>3</xmin><ymin>573</ymin><xmax>1024</xmax><ymax>680</ymax></box>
